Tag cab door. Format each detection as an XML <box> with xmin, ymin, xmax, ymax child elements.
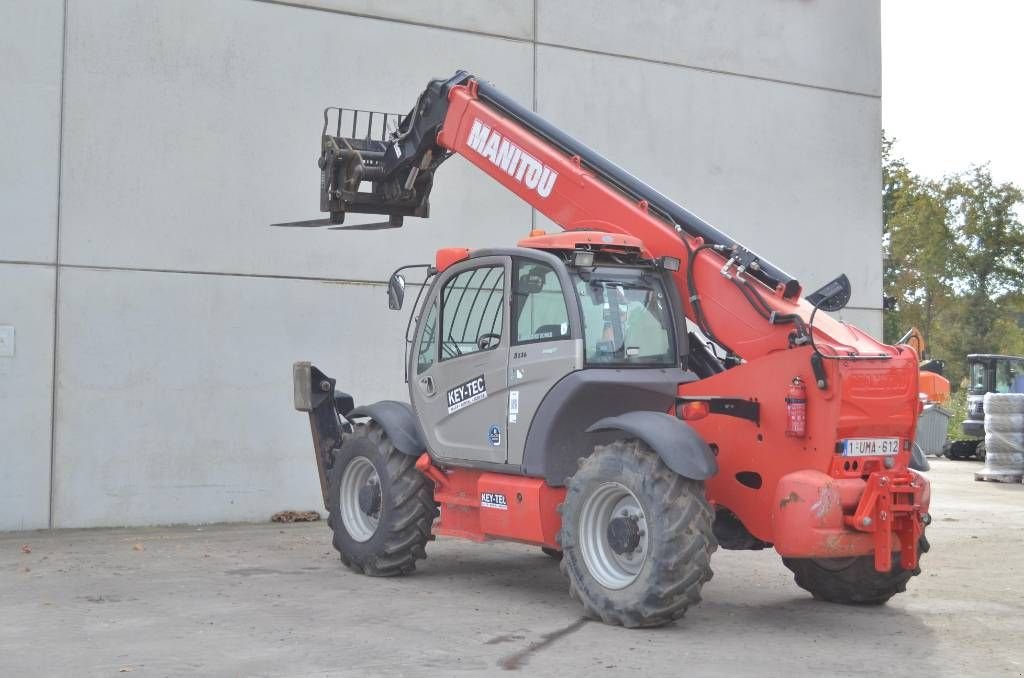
<box><xmin>409</xmin><ymin>256</ymin><xmax>510</xmax><ymax>465</ymax></box>
<box><xmin>505</xmin><ymin>256</ymin><xmax>581</xmax><ymax>467</ymax></box>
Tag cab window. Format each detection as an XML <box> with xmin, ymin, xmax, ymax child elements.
<box><xmin>513</xmin><ymin>260</ymin><xmax>569</xmax><ymax>345</ymax></box>
<box><xmin>573</xmin><ymin>271</ymin><xmax>675</xmax><ymax>367</ymax></box>
<box><xmin>995</xmin><ymin>360</ymin><xmax>1024</xmax><ymax>394</ymax></box>
<box><xmin>969</xmin><ymin>362</ymin><xmax>987</xmax><ymax>393</ymax></box>
<box><xmin>440</xmin><ymin>265</ymin><xmax>504</xmax><ymax>360</ymax></box>
<box><xmin>416</xmin><ymin>301</ymin><xmax>438</xmax><ymax>374</ymax></box>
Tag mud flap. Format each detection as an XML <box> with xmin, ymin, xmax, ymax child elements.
<box><xmin>347</xmin><ymin>401</ymin><xmax>428</xmax><ymax>457</ymax></box>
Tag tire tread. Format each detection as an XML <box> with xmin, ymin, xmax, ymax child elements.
<box><xmin>782</xmin><ymin>535</ymin><xmax>928</xmax><ymax>604</ymax></box>
<box><xmin>327</xmin><ymin>421</ymin><xmax>436</xmax><ymax>577</ymax></box>
<box><xmin>558</xmin><ymin>439</ymin><xmax>716</xmax><ymax>628</ymax></box>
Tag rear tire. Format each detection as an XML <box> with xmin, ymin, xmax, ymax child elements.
<box><xmin>327</xmin><ymin>421</ymin><xmax>435</xmax><ymax>576</ymax></box>
<box><xmin>558</xmin><ymin>439</ymin><xmax>716</xmax><ymax>628</ymax></box>
<box><xmin>782</xmin><ymin>535</ymin><xmax>929</xmax><ymax>604</ymax></box>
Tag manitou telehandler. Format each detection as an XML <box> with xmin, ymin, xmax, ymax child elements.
<box><xmin>287</xmin><ymin>71</ymin><xmax>932</xmax><ymax>628</ymax></box>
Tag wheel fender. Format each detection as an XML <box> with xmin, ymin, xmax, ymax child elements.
<box><xmin>347</xmin><ymin>400</ymin><xmax>426</xmax><ymax>457</ymax></box>
<box><xmin>585</xmin><ymin>411</ymin><xmax>717</xmax><ymax>480</ymax></box>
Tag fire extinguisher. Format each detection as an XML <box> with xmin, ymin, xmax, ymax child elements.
<box><xmin>786</xmin><ymin>377</ymin><xmax>807</xmax><ymax>438</ymax></box>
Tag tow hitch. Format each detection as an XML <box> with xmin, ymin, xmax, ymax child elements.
<box><xmin>846</xmin><ymin>470</ymin><xmax>930</xmax><ymax>572</ymax></box>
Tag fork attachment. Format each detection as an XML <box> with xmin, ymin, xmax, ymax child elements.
<box><xmin>317</xmin><ymin>72</ymin><xmax>471</xmax><ymax>225</ymax></box>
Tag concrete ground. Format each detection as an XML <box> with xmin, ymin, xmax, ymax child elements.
<box><xmin>2</xmin><ymin>458</ymin><xmax>1022</xmax><ymax>677</ymax></box>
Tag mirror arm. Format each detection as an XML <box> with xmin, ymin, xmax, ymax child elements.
<box><xmin>387</xmin><ymin>263</ymin><xmax>437</xmax><ymax>311</ymax></box>
<box><xmin>387</xmin><ymin>263</ymin><xmax>437</xmax><ymax>282</ymax></box>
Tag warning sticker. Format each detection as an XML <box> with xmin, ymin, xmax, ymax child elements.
<box><xmin>446</xmin><ymin>375</ymin><xmax>487</xmax><ymax>414</ymax></box>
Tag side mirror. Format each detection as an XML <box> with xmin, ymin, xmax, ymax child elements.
<box><xmin>806</xmin><ymin>274</ymin><xmax>851</xmax><ymax>312</ymax></box>
<box><xmin>387</xmin><ymin>273</ymin><xmax>406</xmax><ymax>310</ymax></box>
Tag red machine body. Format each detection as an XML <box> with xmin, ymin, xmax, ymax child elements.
<box><xmin>416</xmin><ymin>454</ymin><xmax>565</xmax><ymax>549</ymax></box>
<box><xmin>424</xmin><ymin>79</ymin><xmax>929</xmax><ymax>567</ymax></box>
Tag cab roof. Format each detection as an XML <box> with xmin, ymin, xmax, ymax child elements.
<box><xmin>434</xmin><ymin>230</ymin><xmax>652</xmax><ymax>272</ymax></box>
<box><xmin>517</xmin><ymin>229</ymin><xmax>648</xmax><ymax>256</ymax></box>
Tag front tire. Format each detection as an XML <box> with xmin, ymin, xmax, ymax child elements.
<box><xmin>782</xmin><ymin>535</ymin><xmax>929</xmax><ymax>604</ymax></box>
<box><xmin>558</xmin><ymin>439</ymin><xmax>716</xmax><ymax>628</ymax></box>
<box><xmin>327</xmin><ymin>421</ymin><xmax>435</xmax><ymax>576</ymax></box>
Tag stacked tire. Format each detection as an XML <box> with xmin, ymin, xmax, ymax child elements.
<box><xmin>976</xmin><ymin>393</ymin><xmax>1024</xmax><ymax>483</ymax></box>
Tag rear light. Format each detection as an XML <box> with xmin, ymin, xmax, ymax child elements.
<box><xmin>680</xmin><ymin>400</ymin><xmax>710</xmax><ymax>421</ymax></box>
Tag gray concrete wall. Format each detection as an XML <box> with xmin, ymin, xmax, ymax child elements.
<box><xmin>0</xmin><ymin>0</ymin><xmax>883</xmax><ymax>529</ymax></box>
<box><xmin>0</xmin><ymin>0</ymin><xmax>64</xmax><ymax>530</ymax></box>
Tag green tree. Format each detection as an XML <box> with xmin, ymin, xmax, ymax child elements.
<box><xmin>881</xmin><ymin>135</ymin><xmax>955</xmax><ymax>350</ymax></box>
<box><xmin>882</xmin><ymin>136</ymin><xmax>1024</xmax><ymax>391</ymax></box>
<box><xmin>943</xmin><ymin>166</ymin><xmax>1024</xmax><ymax>359</ymax></box>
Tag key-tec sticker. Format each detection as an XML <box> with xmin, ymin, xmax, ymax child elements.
<box><xmin>447</xmin><ymin>375</ymin><xmax>488</xmax><ymax>414</ymax></box>
<box><xmin>481</xmin><ymin>492</ymin><xmax>508</xmax><ymax>510</ymax></box>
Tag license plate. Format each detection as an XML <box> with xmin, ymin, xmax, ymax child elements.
<box><xmin>841</xmin><ymin>438</ymin><xmax>900</xmax><ymax>457</ymax></box>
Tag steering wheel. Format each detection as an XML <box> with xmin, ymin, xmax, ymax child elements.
<box><xmin>477</xmin><ymin>333</ymin><xmax>501</xmax><ymax>350</ymax></box>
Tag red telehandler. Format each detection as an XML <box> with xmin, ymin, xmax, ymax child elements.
<box><xmin>286</xmin><ymin>72</ymin><xmax>931</xmax><ymax>627</ymax></box>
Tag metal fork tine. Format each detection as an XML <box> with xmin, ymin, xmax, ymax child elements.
<box><xmin>270</xmin><ymin>218</ymin><xmax>335</xmax><ymax>228</ymax></box>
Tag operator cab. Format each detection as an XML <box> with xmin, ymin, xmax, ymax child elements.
<box><xmin>963</xmin><ymin>354</ymin><xmax>1024</xmax><ymax>436</ymax></box>
<box><xmin>389</xmin><ymin>231</ymin><xmax>695</xmax><ymax>480</ymax></box>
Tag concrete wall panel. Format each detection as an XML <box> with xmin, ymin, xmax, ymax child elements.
<box><xmin>52</xmin><ymin>266</ymin><xmax>408</xmax><ymax>528</ymax></box>
<box><xmin>288</xmin><ymin>0</ymin><xmax>533</xmax><ymax>39</ymax></box>
<box><xmin>535</xmin><ymin>46</ymin><xmax>882</xmax><ymax>319</ymax></box>
<box><xmin>836</xmin><ymin>307</ymin><xmax>883</xmax><ymax>341</ymax></box>
<box><xmin>0</xmin><ymin>0</ymin><xmax>63</xmax><ymax>264</ymax></box>
<box><xmin>537</xmin><ymin>0</ymin><xmax>881</xmax><ymax>96</ymax></box>
<box><xmin>59</xmin><ymin>0</ymin><xmax>534</xmax><ymax>283</ymax></box>
<box><xmin>0</xmin><ymin>264</ymin><xmax>55</xmax><ymax>530</ymax></box>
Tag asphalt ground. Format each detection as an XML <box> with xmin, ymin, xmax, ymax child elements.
<box><xmin>2</xmin><ymin>458</ymin><xmax>1022</xmax><ymax>677</ymax></box>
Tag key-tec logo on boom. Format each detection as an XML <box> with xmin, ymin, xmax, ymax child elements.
<box><xmin>466</xmin><ymin>119</ymin><xmax>558</xmax><ymax>198</ymax></box>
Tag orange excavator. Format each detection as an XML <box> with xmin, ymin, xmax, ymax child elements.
<box><xmin>286</xmin><ymin>72</ymin><xmax>931</xmax><ymax>627</ymax></box>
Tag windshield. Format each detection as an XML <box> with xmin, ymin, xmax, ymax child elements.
<box><xmin>572</xmin><ymin>269</ymin><xmax>676</xmax><ymax>367</ymax></box>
